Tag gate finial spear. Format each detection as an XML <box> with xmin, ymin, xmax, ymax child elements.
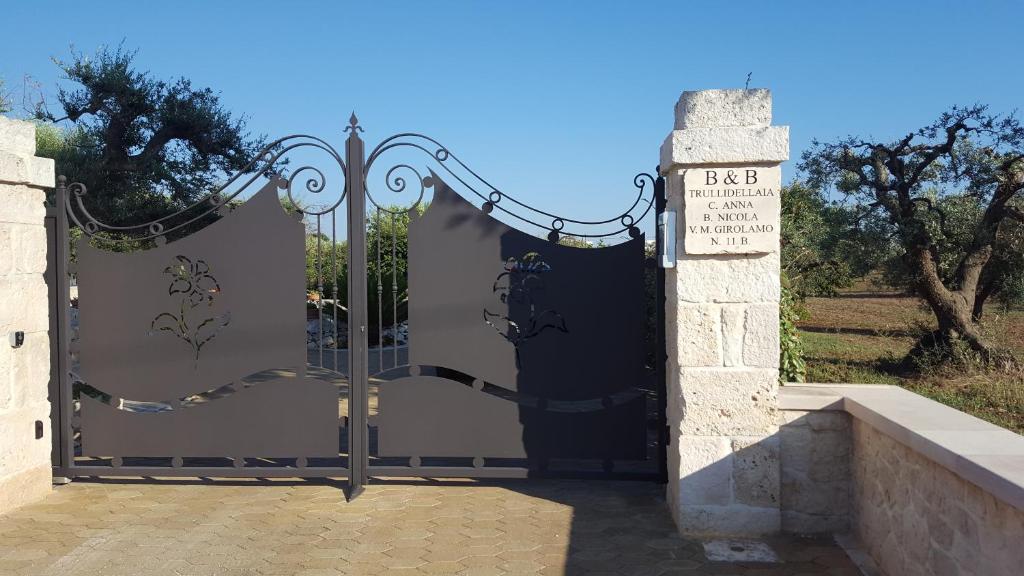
<box><xmin>345</xmin><ymin>112</ymin><xmax>363</xmax><ymax>133</ymax></box>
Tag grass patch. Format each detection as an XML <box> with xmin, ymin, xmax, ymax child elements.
<box><xmin>797</xmin><ymin>293</ymin><xmax>1024</xmax><ymax>434</ymax></box>
<box><xmin>904</xmin><ymin>375</ymin><xmax>1024</xmax><ymax>433</ymax></box>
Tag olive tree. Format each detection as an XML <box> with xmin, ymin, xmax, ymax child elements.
<box><xmin>801</xmin><ymin>105</ymin><xmax>1024</xmax><ymax>362</ymax></box>
<box><xmin>35</xmin><ymin>45</ymin><xmax>268</xmax><ymax>229</ymax></box>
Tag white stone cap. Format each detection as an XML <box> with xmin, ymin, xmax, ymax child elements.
<box><xmin>0</xmin><ymin>116</ymin><xmax>37</xmax><ymax>155</ymax></box>
<box><xmin>781</xmin><ymin>383</ymin><xmax>1024</xmax><ymax>513</ymax></box>
<box><xmin>660</xmin><ymin>89</ymin><xmax>789</xmax><ymax>171</ymax></box>
<box><xmin>0</xmin><ymin>116</ymin><xmax>54</xmax><ymax>188</ymax></box>
<box><xmin>675</xmin><ymin>89</ymin><xmax>772</xmax><ymax>129</ymax></box>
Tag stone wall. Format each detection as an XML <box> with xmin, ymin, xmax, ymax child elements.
<box><xmin>661</xmin><ymin>89</ymin><xmax>789</xmax><ymax>535</ymax></box>
<box><xmin>0</xmin><ymin>116</ymin><xmax>54</xmax><ymax>514</ymax></box>
<box><xmin>851</xmin><ymin>419</ymin><xmax>1024</xmax><ymax>576</ymax></box>
<box><xmin>780</xmin><ymin>385</ymin><xmax>1024</xmax><ymax>575</ymax></box>
<box><xmin>779</xmin><ymin>409</ymin><xmax>851</xmax><ymax>534</ymax></box>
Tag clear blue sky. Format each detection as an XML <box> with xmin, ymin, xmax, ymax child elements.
<box><xmin>2</xmin><ymin>0</ymin><xmax>1022</xmax><ymax>236</ymax></box>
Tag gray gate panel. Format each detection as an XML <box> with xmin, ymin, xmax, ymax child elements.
<box><xmin>407</xmin><ymin>181</ymin><xmax>646</xmax><ymax>396</ymax></box>
<box><xmin>76</xmin><ymin>182</ymin><xmax>305</xmax><ymax>401</ymax></box>
<box><xmin>376</xmin><ymin>374</ymin><xmax>647</xmax><ymax>459</ymax></box>
<box><xmin>378</xmin><ymin>375</ymin><xmax>526</xmax><ymax>458</ymax></box>
<box><xmin>385</xmin><ymin>179</ymin><xmax>647</xmax><ymax>461</ymax></box>
<box><xmin>406</xmin><ymin>184</ymin><xmax>512</xmax><ymax>386</ymax></box>
<box><xmin>80</xmin><ymin>375</ymin><xmax>338</xmax><ymax>457</ymax></box>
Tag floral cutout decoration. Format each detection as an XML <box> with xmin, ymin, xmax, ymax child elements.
<box><xmin>484</xmin><ymin>251</ymin><xmax>568</xmax><ymax>368</ymax></box>
<box><xmin>150</xmin><ymin>255</ymin><xmax>231</xmax><ymax>365</ymax></box>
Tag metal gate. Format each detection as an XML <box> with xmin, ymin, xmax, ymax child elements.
<box><xmin>49</xmin><ymin>116</ymin><xmax>667</xmax><ymax>495</ymax></box>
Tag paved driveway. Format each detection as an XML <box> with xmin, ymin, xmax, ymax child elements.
<box><xmin>0</xmin><ymin>479</ymin><xmax>860</xmax><ymax>575</ymax></box>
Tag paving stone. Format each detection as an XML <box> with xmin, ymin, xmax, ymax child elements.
<box><xmin>0</xmin><ymin>479</ymin><xmax>860</xmax><ymax>575</ymax></box>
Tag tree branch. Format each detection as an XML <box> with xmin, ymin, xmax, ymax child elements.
<box><xmin>1007</xmin><ymin>205</ymin><xmax>1024</xmax><ymax>223</ymax></box>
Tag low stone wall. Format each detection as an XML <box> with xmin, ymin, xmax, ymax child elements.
<box><xmin>0</xmin><ymin>116</ymin><xmax>54</xmax><ymax>514</ymax></box>
<box><xmin>780</xmin><ymin>384</ymin><xmax>1024</xmax><ymax>576</ymax></box>
<box><xmin>852</xmin><ymin>418</ymin><xmax>1023</xmax><ymax>576</ymax></box>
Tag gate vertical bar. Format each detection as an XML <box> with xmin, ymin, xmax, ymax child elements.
<box><xmin>654</xmin><ymin>172</ymin><xmax>668</xmax><ymax>483</ymax></box>
<box><xmin>54</xmin><ymin>178</ymin><xmax>74</xmax><ymax>478</ymax></box>
<box><xmin>346</xmin><ymin>116</ymin><xmax>369</xmax><ymax>497</ymax></box>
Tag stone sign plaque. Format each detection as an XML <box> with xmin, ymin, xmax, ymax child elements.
<box><xmin>682</xmin><ymin>166</ymin><xmax>781</xmax><ymax>254</ymax></box>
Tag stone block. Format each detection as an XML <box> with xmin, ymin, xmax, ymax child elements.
<box><xmin>670</xmin><ymin>304</ymin><xmax>721</xmax><ymax>367</ymax></box>
<box><xmin>0</xmin><ymin>116</ymin><xmax>37</xmax><ymax>156</ymax></box>
<box><xmin>0</xmin><ymin>183</ymin><xmax>46</xmax><ymax>225</ymax></box>
<box><xmin>12</xmin><ymin>331</ymin><xmax>49</xmax><ymax>407</ymax></box>
<box><xmin>11</xmin><ymin>223</ymin><xmax>47</xmax><ymax>274</ymax></box>
<box><xmin>0</xmin><ymin>275</ymin><xmax>49</xmax><ymax>333</ymax></box>
<box><xmin>28</xmin><ymin>156</ymin><xmax>55</xmax><ymax>189</ymax></box>
<box><xmin>720</xmin><ymin>305</ymin><xmax>744</xmax><ymax>367</ymax></box>
<box><xmin>675</xmin><ymin>368</ymin><xmax>779</xmax><ymax>436</ymax></box>
<box><xmin>807</xmin><ymin>430</ymin><xmax>851</xmax><ymax>483</ymax></box>
<box><xmin>0</xmin><ymin>150</ymin><xmax>29</xmax><ymax>185</ymax></box>
<box><xmin>805</xmin><ymin>411</ymin><xmax>849</xmax><ymax>432</ymax></box>
<box><xmin>0</xmin><ymin>343</ymin><xmax>10</xmax><ymax>410</ymax></box>
<box><xmin>743</xmin><ymin>303</ymin><xmax>779</xmax><ymax>368</ymax></box>
<box><xmin>0</xmin><ymin>403</ymin><xmax>51</xmax><ymax>477</ymax></box>
<box><xmin>0</xmin><ymin>224</ymin><xmax>10</xmax><ymax>275</ymax></box>
<box><xmin>677</xmin><ymin>504</ymin><xmax>780</xmax><ymax>536</ymax></box>
<box><xmin>781</xmin><ymin>478</ymin><xmax>850</xmax><ymax>521</ymax></box>
<box><xmin>674</xmin><ymin>89</ymin><xmax>772</xmax><ymax>129</ymax></box>
<box><xmin>779</xmin><ymin>409</ymin><xmax>852</xmax><ymax>534</ymax></box>
<box><xmin>0</xmin><ymin>464</ymin><xmax>51</xmax><ymax>516</ymax></box>
<box><xmin>661</xmin><ymin>125</ymin><xmax>790</xmax><ymax>168</ymax></box>
<box><xmin>671</xmin><ymin>251</ymin><xmax>780</xmax><ymax>304</ymax></box>
<box><xmin>732</xmin><ymin>436</ymin><xmax>780</xmax><ymax>508</ymax></box>
<box><xmin>674</xmin><ymin>436</ymin><xmax>733</xmax><ymax>506</ymax></box>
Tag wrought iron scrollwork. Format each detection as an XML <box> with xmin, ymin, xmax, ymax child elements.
<box><xmin>63</xmin><ymin>134</ymin><xmax>348</xmax><ymax>244</ymax></box>
<box><xmin>62</xmin><ymin>118</ymin><xmax>656</xmax><ymax>244</ymax></box>
<box><xmin>364</xmin><ymin>132</ymin><xmax>657</xmax><ymax>240</ymax></box>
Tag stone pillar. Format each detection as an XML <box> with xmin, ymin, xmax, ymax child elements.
<box><xmin>660</xmin><ymin>90</ymin><xmax>789</xmax><ymax>535</ymax></box>
<box><xmin>0</xmin><ymin>116</ymin><xmax>54</xmax><ymax>514</ymax></box>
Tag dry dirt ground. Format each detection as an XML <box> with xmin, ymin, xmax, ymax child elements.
<box><xmin>797</xmin><ymin>290</ymin><xmax>1024</xmax><ymax>433</ymax></box>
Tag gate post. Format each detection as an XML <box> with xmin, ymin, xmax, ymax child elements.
<box><xmin>0</xmin><ymin>116</ymin><xmax>55</xmax><ymax>513</ymax></box>
<box><xmin>659</xmin><ymin>90</ymin><xmax>789</xmax><ymax>534</ymax></box>
<box><xmin>345</xmin><ymin>115</ymin><xmax>369</xmax><ymax>496</ymax></box>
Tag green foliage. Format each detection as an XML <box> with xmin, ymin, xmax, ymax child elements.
<box><xmin>296</xmin><ymin>206</ymin><xmax>422</xmax><ymax>338</ymax></box>
<box><xmin>556</xmin><ymin>235</ymin><xmax>605</xmax><ymax>248</ymax></box>
<box><xmin>367</xmin><ymin>208</ymin><xmax>420</xmax><ymax>331</ymax></box>
<box><xmin>35</xmin><ymin>122</ymin><xmax>99</xmax><ymax>200</ymax></box>
<box><xmin>304</xmin><ymin>232</ymin><xmax>347</xmax><ymax>299</ymax></box>
<box><xmin>780</xmin><ymin>180</ymin><xmax>892</xmax><ymax>299</ymax></box>
<box><xmin>35</xmin><ymin>45</ymin><xmax>268</xmax><ymax>233</ymax></box>
<box><xmin>870</xmin><ymin>191</ymin><xmax>1024</xmax><ymax>314</ymax></box>
<box><xmin>779</xmin><ymin>280</ymin><xmax>807</xmax><ymax>383</ymax></box>
<box><xmin>903</xmin><ymin>375</ymin><xmax>1024</xmax><ymax>434</ymax></box>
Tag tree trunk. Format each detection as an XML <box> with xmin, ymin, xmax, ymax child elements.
<box><xmin>910</xmin><ymin>248</ymin><xmax>993</xmax><ymax>355</ymax></box>
<box><xmin>972</xmin><ymin>280</ymin><xmax>999</xmax><ymax>321</ymax></box>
